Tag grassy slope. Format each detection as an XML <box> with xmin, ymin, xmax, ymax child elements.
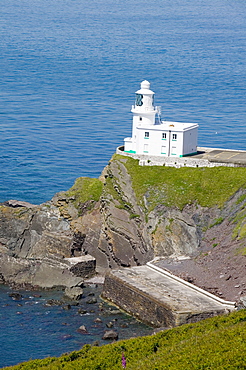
<box><xmin>66</xmin><ymin>156</ymin><xmax>246</xmax><ymax>239</ymax></box>
<box><xmin>4</xmin><ymin>309</ymin><xmax>246</xmax><ymax>370</ymax></box>
<box><xmin>113</xmin><ymin>155</ymin><xmax>246</xmax><ymax>211</ymax></box>
<box><xmin>62</xmin><ymin>157</ymin><xmax>246</xmax><ymax>213</ymax></box>
<box><xmin>64</xmin><ymin>177</ymin><xmax>103</xmax><ymax>209</ymax></box>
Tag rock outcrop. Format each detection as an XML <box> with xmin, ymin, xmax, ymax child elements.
<box><xmin>0</xmin><ymin>155</ymin><xmax>245</xmax><ymax>293</ymax></box>
<box><xmin>0</xmin><ymin>201</ymin><xmax>95</xmax><ymax>288</ymax></box>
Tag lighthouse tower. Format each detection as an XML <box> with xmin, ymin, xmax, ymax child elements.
<box><xmin>124</xmin><ymin>81</ymin><xmax>159</xmax><ymax>153</ymax></box>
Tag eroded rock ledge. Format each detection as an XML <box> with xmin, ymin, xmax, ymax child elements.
<box><xmin>0</xmin><ymin>156</ymin><xmax>245</xmax><ymax>297</ymax></box>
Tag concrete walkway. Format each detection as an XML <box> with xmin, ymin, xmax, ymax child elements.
<box><xmin>194</xmin><ymin>147</ymin><xmax>246</xmax><ymax>166</ymax></box>
<box><xmin>102</xmin><ymin>263</ymin><xmax>235</xmax><ymax>327</ymax></box>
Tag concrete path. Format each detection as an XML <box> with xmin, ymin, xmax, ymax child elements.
<box><xmin>102</xmin><ymin>263</ymin><xmax>235</xmax><ymax>327</ymax></box>
<box><xmin>195</xmin><ymin>147</ymin><xmax>246</xmax><ymax>166</ymax></box>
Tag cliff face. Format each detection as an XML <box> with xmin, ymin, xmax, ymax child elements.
<box><xmin>0</xmin><ymin>201</ymin><xmax>86</xmax><ymax>288</ymax></box>
<box><xmin>0</xmin><ymin>155</ymin><xmax>245</xmax><ymax>290</ymax></box>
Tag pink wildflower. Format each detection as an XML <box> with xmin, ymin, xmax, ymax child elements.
<box><xmin>122</xmin><ymin>353</ymin><xmax>126</xmax><ymax>368</ymax></box>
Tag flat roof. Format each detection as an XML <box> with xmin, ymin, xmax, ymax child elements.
<box><xmin>137</xmin><ymin>120</ymin><xmax>198</xmax><ymax>131</ymax></box>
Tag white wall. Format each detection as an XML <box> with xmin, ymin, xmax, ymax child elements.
<box><xmin>136</xmin><ymin>127</ymin><xmax>186</xmax><ymax>157</ymax></box>
<box><xmin>124</xmin><ymin>138</ymin><xmax>133</xmax><ymax>152</ymax></box>
<box><xmin>183</xmin><ymin>127</ymin><xmax>198</xmax><ymax>156</ymax></box>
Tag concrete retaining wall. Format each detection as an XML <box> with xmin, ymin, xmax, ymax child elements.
<box><xmin>102</xmin><ymin>271</ymin><xmax>176</xmax><ymax>327</ymax></box>
<box><xmin>102</xmin><ymin>269</ymin><xmax>232</xmax><ymax>328</ymax></box>
<box><xmin>116</xmin><ymin>146</ymin><xmax>238</xmax><ymax>168</ymax></box>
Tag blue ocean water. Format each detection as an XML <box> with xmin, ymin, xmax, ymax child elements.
<box><xmin>0</xmin><ymin>285</ymin><xmax>153</xmax><ymax>368</ymax></box>
<box><xmin>0</xmin><ymin>0</ymin><xmax>245</xmax><ymax>367</ymax></box>
<box><xmin>0</xmin><ymin>0</ymin><xmax>245</xmax><ymax>204</ymax></box>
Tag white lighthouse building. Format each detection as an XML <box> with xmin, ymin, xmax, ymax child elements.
<box><xmin>124</xmin><ymin>81</ymin><xmax>198</xmax><ymax>158</ymax></box>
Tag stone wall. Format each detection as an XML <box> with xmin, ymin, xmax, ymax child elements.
<box><xmin>102</xmin><ymin>270</ymin><xmax>228</xmax><ymax>328</ymax></box>
<box><xmin>116</xmin><ymin>146</ymin><xmax>237</xmax><ymax>168</ymax></box>
<box><xmin>102</xmin><ymin>271</ymin><xmax>176</xmax><ymax>327</ymax></box>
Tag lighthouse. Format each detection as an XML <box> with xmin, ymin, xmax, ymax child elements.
<box><xmin>125</xmin><ymin>80</ymin><xmax>159</xmax><ymax>153</ymax></box>
<box><xmin>124</xmin><ymin>81</ymin><xmax>198</xmax><ymax>157</ymax></box>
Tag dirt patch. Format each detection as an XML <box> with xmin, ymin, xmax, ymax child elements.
<box><xmin>154</xmin><ymin>221</ymin><xmax>246</xmax><ymax>303</ymax></box>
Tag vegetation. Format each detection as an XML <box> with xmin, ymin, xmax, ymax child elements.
<box><xmin>65</xmin><ymin>177</ymin><xmax>103</xmax><ymax>210</ymax></box>
<box><xmin>4</xmin><ymin>309</ymin><xmax>246</xmax><ymax>370</ymax></box>
<box><xmin>113</xmin><ymin>155</ymin><xmax>246</xmax><ymax>211</ymax></box>
<box><xmin>103</xmin><ymin>164</ymin><xmax>139</xmax><ymax>220</ymax></box>
<box><xmin>236</xmin><ymin>194</ymin><xmax>246</xmax><ymax>204</ymax></box>
<box><xmin>232</xmin><ymin>195</ymin><xmax>246</xmax><ymax>240</ymax></box>
<box><xmin>236</xmin><ymin>246</ymin><xmax>246</xmax><ymax>256</ymax></box>
<box><xmin>209</xmin><ymin>217</ymin><xmax>224</xmax><ymax>228</ymax></box>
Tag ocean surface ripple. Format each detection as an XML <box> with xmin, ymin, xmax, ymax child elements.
<box><xmin>0</xmin><ymin>0</ymin><xmax>245</xmax><ymax>204</ymax></box>
<box><xmin>0</xmin><ymin>0</ymin><xmax>245</xmax><ymax>366</ymax></box>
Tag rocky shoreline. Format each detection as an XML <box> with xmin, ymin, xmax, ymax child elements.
<box><xmin>0</xmin><ymin>155</ymin><xmax>245</xmax><ymax>314</ymax></box>
<box><xmin>0</xmin><ymin>281</ymin><xmax>154</xmax><ymax>368</ymax></box>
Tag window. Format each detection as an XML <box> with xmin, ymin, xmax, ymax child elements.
<box><xmin>144</xmin><ymin>132</ymin><xmax>149</xmax><ymax>138</ymax></box>
<box><xmin>136</xmin><ymin>94</ymin><xmax>143</xmax><ymax>106</ymax></box>
<box><xmin>162</xmin><ymin>133</ymin><xmax>166</xmax><ymax>139</ymax></box>
<box><xmin>172</xmin><ymin>133</ymin><xmax>177</xmax><ymax>140</ymax></box>
<box><xmin>171</xmin><ymin>146</ymin><xmax>176</xmax><ymax>155</ymax></box>
<box><xmin>144</xmin><ymin>144</ymin><xmax>148</xmax><ymax>153</ymax></box>
<box><xmin>161</xmin><ymin>146</ymin><xmax>166</xmax><ymax>154</ymax></box>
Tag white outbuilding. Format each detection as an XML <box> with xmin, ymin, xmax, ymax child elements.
<box><xmin>124</xmin><ymin>81</ymin><xmax>198</xmax><ymax>158</ymax></box>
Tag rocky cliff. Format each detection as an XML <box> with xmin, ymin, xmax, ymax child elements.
<box><xmin>0</xmin><ymin>155</ymin><xmax>245</xmax><ymax>296</ymax></box>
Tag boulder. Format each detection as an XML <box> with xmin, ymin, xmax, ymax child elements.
<box><xmin>9</xmin><ymin>292</ymin><xmax>22</xmax><ymax>300</ymax></box>
<box><xmin>238</xmin><ymin>296</ymin><xmax>246</xmax><ymax>309</ymax></box>
<box><xmin>62</xmin><ymin>304</ymin><xmax>71</xmax><ymax>310</ymax></box>
<box><xmin>94</xmin><ymin>317</ymin><xmax>102</xmax><ymax>323</ymax></box>
<box><xmin>109</xmin><ymin>309</ymin><xmax>121</xmax><ymax>315</ymax></box>
<box><xmin>5</xmin><ymin>200</ymin><xmax>36</xmax><ymax>208</ymax></box>
<box><xmin>77</xmin><ymin>325</ymin><xmax>88</xmax><ymax>334</ymax></box>
<box><xmin>64</xmin><ymin>286</ymin><xmax>83</xmax><ymax>301</ymax></box>
<box><xmin>78</xmin><ymin>308</ymin><xmax>87</xmax><ymax>315</ymax></box>
<box><xmin>86</xmin><ymin>297</ymin><xmax>97</xmax><ymax>304</ymax></box>
<box><xmin>106</xmin><ymin>321</ymin><xmax>114</xmax><ymax>328</ymax></box>
<box><xmin>45</xmin><ymin>299</ymin><xmax>63</xmax><ymax>306</ymax></box>
<box><xmin>102</xmin><ymin>330</ymin><xmax>118</xmax><ymax>340</ymax></box>
<box><xmin>62</xmin><ymin>334</ymin><xmax>73</xmax><ymax>340</ymax></box>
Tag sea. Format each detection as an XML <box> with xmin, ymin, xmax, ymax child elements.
<box><xmin>0</xmin><ymin>0</ymin><xmax>245</xmax><ymax>367</ymax></box>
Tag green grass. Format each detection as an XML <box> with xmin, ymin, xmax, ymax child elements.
<box><xmin>209</xmin><ymin>217</ymin><xmax>224</xmax><ymax>228</ymax></box>
<box><xmin>4</xmin><ymin>309</ymin><xmax>246</xmax><ymax>370</ymax></box>
<box><xmin>104</xmin><ymin>175</ymin><xmax>123</xmax><ymax>204</ymax></box>
<box><xmin>103</xmin><ymin>168</ymin><xmax>139</xmax><ymax>220</ymax></box>
<box><xmin>65</xmin><ymin>177</ymin><xmax>103</xmax><ymax>210</ymax></box>
<box><xmin>239</xmin><ymin>223</ymin><xmax>246</xmax><ymax>239</ymax></box>
<box><xmin>114</xmin><ymin>155</ymin><xmax>246</xmax><ymax>211</ymax></box>
<box><xmin>236</xmin><ymin>194</ymin><xmax>246</xmax><ymax>205</ymax></box>
<box><xmin>232</xmin><ymin>207</ymin><xmax>246</xmax><ymax>240</ymax></box>
<box><xmin>236</xmin><ymin>246</ymin><xmax>246</xmax><ymax>256</ymax></box>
